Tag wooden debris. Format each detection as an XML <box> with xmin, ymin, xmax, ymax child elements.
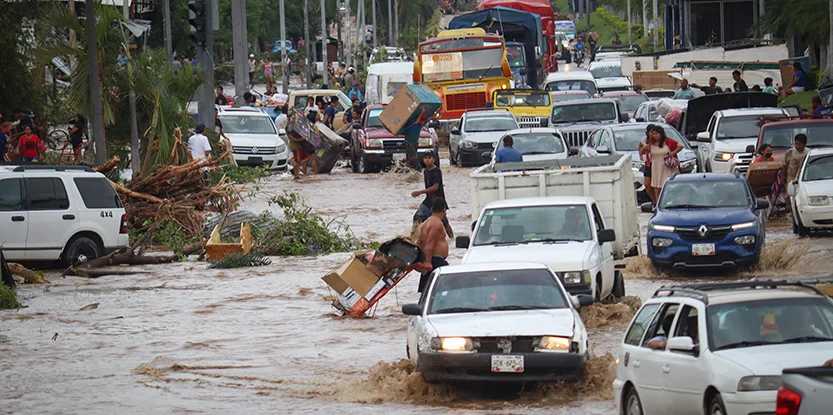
<box><xmin>94</xmin><ymin>156</ymin><xmax>121</xmax><ymax>173</ymax></box>
<box><xmin>7</xmin><ymin>263</ymin><xmax>46</xmax><ymax>284</ymax></box>
<box><xmin>205</xmin><ymin>223</ymin><xmax>252</xmax><ymax>260</ymax></box>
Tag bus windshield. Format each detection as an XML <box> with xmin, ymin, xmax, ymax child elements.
<box><xmin>420</xmin><ymin>38</ymin><xmax>506</xmax><ymax>82</ymax></box>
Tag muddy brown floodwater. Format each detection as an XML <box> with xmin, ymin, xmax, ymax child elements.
<box><xmin>3</xmin><ymin>160</ymin><xmax>832</xmax><ymax>414</ymax></box>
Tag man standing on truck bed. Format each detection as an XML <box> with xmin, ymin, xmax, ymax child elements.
<box><xmin>403</xmin><ymin>107</ymin><xmax>437</xmax><ymax>171</ymax></box>
<box><xmin>416</xmin><ymin>197</ymin><xmax>450</xmax><ymax>293</ymax></box>
<box><xmin>411</xmin><ymin>150</ymin><xmax>453</xmax><ymax>238</ymax></box>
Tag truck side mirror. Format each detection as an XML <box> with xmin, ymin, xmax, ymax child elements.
<box><xmin>635</xmin><ymin>117</ymin><xmax>645</xmax><ymax>122</ymax></box>
<box><xmin>787</xmin><ymin>181</ymin><xmax>797</xmax><ymax>197</ymax></box>
<box><xmin>746</xmin><ymin>144</ymin><xmax>756</xmax><ymax>153</ymax></box>
<box><xmin>571</xmin><ymin>294</ymin><xmax>594</xmax><ymax>308</ymax></box>
<box><xmin>597</xmin><ymin>229</ymin><xmax>616</xmax><ymax>244</ymax></box>
<box><xmin>756</xmin><ymin>198</ymin><xmax>770</xmax><ymax>210</ymax></box>
<box><xmin>596</xmin><ymin>145</ymin><xmax>610</xmax><ymax>154</ymax></box>
<box><xmin>451</xmin><ymin>128</ymin><xmax>460</xmax><ymax>135</ymax></box>
<box><xmin>481</xmin><ymin>151</ymin><xmax>492</xmax><ymax>160</ymax></box>
<box><xmin>696</xmin><ymin>132</ymin><xmax>711</xmax><ymax>142</ymax></box>
<box><xmin>640</xmin><ymin>202</ymin><xmax>654</xmax><ymax>213</ymax></box>
<box><xmin>569</xmin><ymin>147</ymin><xmax>579</xmax><ymax>156</ymax></box>
<box><xmin>402</xmin><ymin>303</ymin><xmax>423</xmax><ymax>316</ymax></box>
<box><xmin>455</xmin><ymin>236</ymin><xmax>471</xmax><ymax>249</ymax></box>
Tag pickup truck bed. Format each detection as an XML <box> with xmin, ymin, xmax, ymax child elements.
<box><xmin>780</xmin><ymin>366</ymin><xmax>833</xmax><ymax>415</ymax></box>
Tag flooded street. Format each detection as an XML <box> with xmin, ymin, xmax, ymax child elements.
<box><xmin>3</xmin><ymin>159</ymin><xmax>832</xmax><ymax>414</ymax></box>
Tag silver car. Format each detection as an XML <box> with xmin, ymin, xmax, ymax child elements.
<box><xmin>490</xmin><ymin>128</ymin><xmax>575</xmax><ymax>166</ymax></box>
<box><xmin>450</xmin><ymin>110</ymin><xmax>519</xmax><ymax>167</ymax></box>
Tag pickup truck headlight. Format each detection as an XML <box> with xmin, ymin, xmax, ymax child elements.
<box><xmin>365</xmin><ymin>138</ymin><xmax>383</xmax><ymax>148</ymax></box>
<box><xmin>808</xmin><ymin>196</ymin><xmax>830</xmax><ymax>206</ymax></box>
<box><xmin>461</xmin><ymin>140</ymin><xmax>476</xmax><ymax>149</ymax></box>
<box><xmin>737</xmin><ymin>376</ymin><xmax>781</xmax><ymax>391</ymax></box>
<box><xmin>431</xmin><ymin>337</ymin><xmax>475</xmax><ymax>352</ymax></box>
<box><xmin>418</xmin><ymin>137</ymin><xmax>433</xmax><ymax>147</ymax></box>
<box><xmin>536</xmin><ymin>336</ymin><xmax>571</xmax><ymax>352</ymax></box>
<box><xmin>651</xmin><ymin>224</ymin><xmax>676</xmax><ymax>232</ymax></box>
<box><xmin>715</xmin><ymin>152</ymin><xmax>734</xmax><ymax>162</ymax></box>
<box><xmin>275</xmin><ymin>142</ymin><xmax>286</xmax><ymax>153</ymax></box>
<box><xmin>560</xmin><ymin>270</ymin><xmax>589</xmax><ymax>285</ymax></box>
<box><xmin>731</xmin><ymin>221</ymin><xmax>755</xmax><ymax>231</ymax></box>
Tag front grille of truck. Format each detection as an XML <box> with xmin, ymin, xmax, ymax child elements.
<box><xmin>561</xmin><ymin>130</ymin><xmax>592</xmax><ymax>148</ymax></box>
<box><xmin>446</xmin><ymin>92</ymin><xmax>487</xmax><ymax>112</ymax></box>
<box><xmin>675</xmin><ymin>225</ymin><xmax>732</xmax><ymax>242</ymax></box>
<box><xmin>232</xmin><ymin>146</ymin><xmax>277</xmax><ymax>155</ymax></box>
<box><xmin>733</xmin><ymin>153</ymin><xmax>754</xmax><ymax>173</ymax></box>
<box><xmin>475</xmin><ymin>337</ymin><xmax>537</xmax><ymax>353</ymax></box>
<box><xmin>517</xmin><ymin>117</ymin><xmax>549</xmax><ymax>128</ymax></box>
<box><xmin>382</xmin><ymin>139</ymin><xmax>407</xmax><ymax>151</ymax></box>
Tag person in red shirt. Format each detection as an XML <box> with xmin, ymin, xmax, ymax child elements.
<box><xmin>646</xmin><ymin>125</ymin><xmax>682</xmax><ymax>193</ymax></box>
<box><xmin>17</xmin><ymin>125</ymin><xmax>41</xmax><ymax>162</ymax></box>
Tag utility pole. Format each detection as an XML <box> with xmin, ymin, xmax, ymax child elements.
<box><xmin>356</xmin><ymin>0</ymin><xmax>364</xmax><ymax>65</ymax></box>
<box><xmin>643</xmin><ymin>0</ymin><xmax>648</xmax><ymax>37</ymax></box>
<box><xmin>345</xmin><ymin>0</ymin><xmax>352</xmax><ymax>67</ymax></box>
<box><xmin>196</xmin><ymin>0</ymin><xmax>214</xmax><ymax>125</ymax></box>
<box><xmin>231</xmin><ymin>0</ymin><xmax>248</xmax><ymax>104</ymax></box>
<box><xmin>652</xmin><ymin>0</ymin><xmax>658</xmax><ymax>52</ymax></box>
<box><xmin>393</xmin><ymin>0</ymin><xmax>398</xmax><ymax>46</ymax></box>
<box><xmin>164</xmin><ymin>0</ymin><xmax>173</xmax><ymax>69</ymax></box>
<box><xmin>372</xmin><ymin>0</ymin><xmax>377</xmax><ymax>47</ymax></box>
<box><xmin>627</xmin><ymin>0</ymin><xmax>632</xmax><ymax>44</ymax></box>
<box><xmin>279</xmin><ymin>0</ymin><xmax>288</xmax><ymax>93</ymax></box>
<box><xmin>123</xmin><ymin>0</ymin><xmax>140</xmax><ymax>172</ymax></box>
<box><xmin>86</xmin><ymin>0</ymin><xmax>105</xmax><ymax>165</ymax></box>
<box><xmin>322</xmin><ymin>0</ymin><xmax>328</xmax><ymax>82</ymax></box>
<box><xmin>304</xmin><ymin>0</ymin><xmax>312</xmax><ymax>88</ymax></box>
<box><xmin>387</xmin><ymin>0</ymin><xmax>393</xmax><ymax>46</ymax></box>
<box><xmin>585</xmin><ymin>0</ymin><xmax>590</xmax><ymax>32</ymax></box>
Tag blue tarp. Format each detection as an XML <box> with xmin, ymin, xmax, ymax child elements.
<box><xmin>449</xmin><ymin>7</ymin><xmax>544</xmax><ymax>88</ymax></box>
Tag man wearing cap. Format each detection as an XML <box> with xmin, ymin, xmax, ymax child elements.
<box><xmin>348</xmin><ymin>81</ymin><xmax>362</xmax><ymax>102</ymax></box>
<box><xmin>248</xmin><ymin>54</ymin><xmax>257</xmax><ymax>89</ymax></box>
<box><xmin>411</xmin><ymin>150</ymin><xmax>453</xmax><ymax>239</ymax></box>
<box><xmin>188</xmin><ymin>122</ymin><xmax>212</xmax><ymax>162</ymax></box>
<box><xmin>343</xmin><ymin>67</ymin><xmax>354</xmax><ymax>90</ymax></box>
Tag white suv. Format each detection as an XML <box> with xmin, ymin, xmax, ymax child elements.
<box><xmin>0</xmin><ymin>165</ymin><xmax>129</xmax><ymax>265</ymax></box>
<box><xmin>217</xmin><ymin>107</ymin><xmax>290</xmax><ymax>169</ymax></box>
<box><xmin>613</xmin><ymin>281</ymin><xmax>833</xmax><ymax>415</ymax></box>
<box><xmin>695</xmin><ymin>107</ymin><xmax>788</xmax><ymax>174</ymax></box>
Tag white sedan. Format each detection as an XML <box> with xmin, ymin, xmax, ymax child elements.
<box><xmin>490</xmin><ymin>128</ymin><xmax>576</xmax><ymax>167</ymax></box>
<box><xmin>788</xmin><ymin>147</ymin><xmax>833</xmax><ymax>235</ymax></box>
<box><xmin>403</xmin><ymin>262</ymin><xmax>593</xmax><ymax>383</ymax></box>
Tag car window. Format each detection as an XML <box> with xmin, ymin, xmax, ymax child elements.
<box><xmin>552</xmin><ymin>103</ymin><xmax>616</xmax><ymax>123</ymax></box>
<box><xmin>617</xmin><ymin>95</ymin><xmax>648</xmax><ymax>112</ymax></box>
<box><xmin>706</xmin><ymin>116</ymin><xmax>716</xmax><ymax>135</ymax></box>
<box><xmin>716</xmin><ymin>115</ymin><xmax>766</xmax><ymax>139</ymax></box>
<box><xmin>659</xmin><ymin>180</ymin><xmax>751</xmax><ymax>209</ymax></box>
<box><xmin>464</xmin><ymin>116</ymin><xmax>517</xmax><ymax>132</ymax></box>
<box><xmin>672</xmin><ymin>305</ymin><xmax>700</xmax><ymax>348</ymax></box>
<box><xmin>547</xmin><ymin>80</ymin><xmax>597</xmax><ymax>96</ymax></box>
<box><xmin>586</xmin><ymin>130</ymin><xmax>598</xmax><ymax>147</ymax></box>
<box><xmin>642</xmin><ymin>303</ymin><xmax>679</xmax><ymax>348</ymax></box>
<box><xmin>473</xmin><ymin>204</ymin><xmax>594</xmax><ymax>245</ymax></box>
<box><xmin>707</xmin><ymin>297</ymin><xmax>833</xmax><ymax>351</ymax></box>
<box><xmin>589</xmin><ymin>65</ymin><xmax>622</xmax><ymax>78</ymax></box>
<box><xmin>803</xmin><ymin>155</ymin><xmax>833</xmax><ymax>181</ymax></box>
<box><xmin>365</xmin><ymin>108</ymin><xmax>384</xmax><ymax>128</ymax></box>
<box><xmin>612</xmin><ymin>129</ymin><xmax>643</xmax><ymax>151</ymax></box>
<box><xmin>73</xmin><ymin>177</ymin><xmax>123</xmax><ymax>209</ymax></box>
<box><xmin>0</xmin><ymin>178</ymin><xmax>23</xmax><ymax>211</ymax></box>
<box><xmin>219</xmin><ymin>115</ymin><xmax>277</xmax><ymax>134</ymax></box>
<box><xmin>496</xmin><ymin>133</ymin><xmax>565</xmax><ymax>155</ymax></box>
<box><xmin>293</xmin><ymin>95</ymin><xmax>308</xmax><ymax>108</ymax></box>
<box><xmin>762</xmin><ymin>124</ymin><xmax>833</xmax><ymax>149</ymax></box>
<box><xmin>598</xmin><ymin>130</ymin><xmax>612</xmax><ymax>149</ymax></box>
<box><xmin>591</xmin><ymin>203</ymin><xmax>604</xmax><ymax>233</ymax></box>
<box><xmin>25</xmin><ymin>178</ymin><xmax>69</xmax><ymax>211</ymax></box>
<box><xmin>427</xmin><ymin>269</ymin><xmax>568</xmax><ymax>314</ymax></box>
<box><xmin>625</xmin><ymin>303</ymin><xmax>660</xmax><ymax>346</ymax></box>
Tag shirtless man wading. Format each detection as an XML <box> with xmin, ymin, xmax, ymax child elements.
<box><xmin>416</xmin><ymin>197</ymin><xmax>449</xmax><ymax>293</ymax></box>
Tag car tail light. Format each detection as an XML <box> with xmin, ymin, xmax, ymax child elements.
<box><xmin>119</xmin><ymin>214</ymin><xmax>128</xmax><ymax>234</ymax></box>
<box><xmin>775</xmin><ymin>386</ymin><xmax>802</xmax><ymax>415</ymax></box>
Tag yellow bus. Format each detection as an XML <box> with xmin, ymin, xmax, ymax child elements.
<box><xmin>413</xmin><ymin>32</ymin><xmax>512</xmax><ymax>123</ymax></box>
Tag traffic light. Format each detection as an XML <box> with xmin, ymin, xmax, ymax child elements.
<box><xmin>189</xmin><ymin>0</ymin><xmax>207</xmax><ymax>48</ymax></box>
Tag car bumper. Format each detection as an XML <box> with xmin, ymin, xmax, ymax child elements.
<box><xmin>647</xmin><ymin>229</ymin><xmax>761</xmax><ymax>268</ymax></box>
<box><xmin>722</xmin><ymin>391</ymin><xmax>776</xmax><ymax>415</ymax></box>
<box><xmin>797</xmin><ymin>204</ymin><xmax>833</xmax><ymax>228</ymax></box>
<box><xmin>233</xmin><ymin>152</ymin><xmax>289</xmax><ymax>169</ymax></box>
<box><xmin>459</xmin><ymin>147</ymin><xmax>493</xmax><ymax>166</ymax></box>
<box><xmin>363</xmin><ymin>147</ymin><xmax>436</xmax><ymax>165</ymax></box>
<box><xmin>564</xmin><ymin>283</ymin><xmax>593</xmax><ymax>296</ymax></box>
<box><xmin>418</xmin><ymin>351</ymin><xmax>586</xmax><ymax>383</ymax></box>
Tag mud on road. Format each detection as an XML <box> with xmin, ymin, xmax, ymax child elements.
<box><xmin>2</xmin><ymin>162</ymin><xmax>832</xmax><ymax>414</ymax></box>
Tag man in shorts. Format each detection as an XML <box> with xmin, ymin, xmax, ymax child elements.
<box><xmin>416</xmin><ymin>197</ymin><xmax>450</xmax><ymax>293</ymax></box>
<box><xmin>411</xmin><ymin>150</ymin><xmax>453</xmax><ymax>238</ymax></box>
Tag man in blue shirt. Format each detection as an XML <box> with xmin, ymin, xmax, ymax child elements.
<box><xmin>348</xmin><ymin>82</ymin><xmax>362</xmax><ymax>102</ymax></box>
<box><xmin>673</xmin><ymin>79</ymin><xmax>696</xmax><ymax>100</ymax></box>
<box><xmin>494</xmin><ymin>136</ymin><xmax>523</xmax><ymax>163</ymax></box>
<box><xmin>323</xmin><ymin>96</ymin><xmax>338</xmax><ymax>129</ymax></box>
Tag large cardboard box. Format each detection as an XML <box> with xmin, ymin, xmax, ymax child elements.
<box><xmin>322</xmin><ymin>258</ymin><xmax>380</xmax><ymax>297</ymax></box>
<box><xmin>379</xmin><ymin>84</ymin><xmax>443</xmax><ymax>136</ymax></box>
<box><xmin>336</xmin><ymin>287</ymin><xmax>370</xmax><ymax>316</ymax></box>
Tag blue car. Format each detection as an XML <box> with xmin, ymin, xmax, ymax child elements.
<box><xmin>272</xmin><ymin>40</ymin><xmax>296</xmax><ymax>54</ymax></box>
<box><xmin>642</xmin><ymin>173</ymin><xmax>770</xmax><ymax>269</ymax></box>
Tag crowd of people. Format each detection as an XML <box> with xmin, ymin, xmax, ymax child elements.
<box><xmin>0</xmin><ymin>109</ymin><xmax>91</xmax><ymax>164</ymax></box>
<box><xmin>673</xmin><ymin>62</ymin><xmax>814</xmax><ymax>102</ymax></box>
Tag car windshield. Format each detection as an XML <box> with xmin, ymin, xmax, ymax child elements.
<box><xmin>474</xmin><ymin>205</ymin><xmax>593</xmax><ymax>246</ymax></box>
<box><xmin>803</xmin><ymin>155</ymin><xmax>833</xmax><ymax>181</ymax></box>
<box><xmin>612</xmin><ymin>129</ymin><xmax>645</xmax><ymax>151</ymax></box>
<box><xmin>589</xmin><ymin>65</ymin><xmax>622</xmax><ymax>78</ymax></box>
<box><xmin>659</xmin><ymin>180</ymin><xmax>751</xmax><ymax>209</ymax></box>
<box><xmin>716</xmin><ymin>115</ymin><xmax>768</xmax><ymax>139</ymax></box>
<box><xmin>496</xmin><ymin>133</ymin><xmax>565</xmax><ymax>155</ymax></box>
<box><xmin>552</xmin><ymin>92</ymin><xmax>592</xmax><ymax>103</ymax></box>
<box><xmin>506</xmin><ymin>45</ymin><xmax>526</xmax><ymax>69</ymax></box>
<box><xmin>366</xmin><ymin>108</ymin><xmax>384</xmax><ymax>128</ymax></box>
<box><xmin>427</xmin><ymin>269</ymin><xmax>568</xmax><ymax>314</ymax></box>
<box><xmin>547</xmin><ymin>80</ymin><xmax>597</xmax><ymax>96</ymax></box>
<box><xmin>617</xmin><ymin>95</ymin><xmax>649</xmax><ymax>112</ymax></box>
<box><xmin>708</xmin><ymin>297</ymin><xmax>833</xmax><ymax>351</ymax></box>
<box><xmin>219</xmin><ymin>115</ymin><xmax>277</xmax><ymax>134</ymax></box>
<box><xmin>465</xmin><ymin>116</ymin><xmax>517</xmax><ymax>132</ymax></box>
<box><xmin>494</xmin><ymin>91</ymin><xmax>551</xmax><ymax>107</ymax></box>
<box><xmin>762</xmin><ymin>124</ymin><xmax>833</xmax><ymax>149</ymax></box>
<box><xmin>552</xmin><ymin>103</ymin><xmax>616</xmax><ymax>123</ymax></box>
<box><xmin>645</xmin><ymin>91</ymin><xmax>675</xmax><ymax>99</ymax></box>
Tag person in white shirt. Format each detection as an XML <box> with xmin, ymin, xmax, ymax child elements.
<box><xmin>188</xmin><ymin>122</ymin><xmax>212</xmax><ymax>162</ymax></box>
<box><xmin>303</xmin><ymin>96</ymin><xmax>318</xmax><ymax>115</ymax></box>
<box><xmin>275</xmin><ymin>105</ymin><xmax>288</xmax><ymax>131</ymax></box>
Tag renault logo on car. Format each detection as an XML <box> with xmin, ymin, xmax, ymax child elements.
<box><xmin>698</xmin><ymin>224</ymin><xmax>709</xmax><ymax>237</ymax></box>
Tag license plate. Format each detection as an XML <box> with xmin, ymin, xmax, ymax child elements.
<box><xmin>393</xmin><ymin>153</ymin><xmax>406</xmax><ymax>161</ymax></box>
<box><xmin>491</xmin><ymin>355</ymin><xmax>524</xmax><ymax>373</ymax></box>
<box><xmin>692</xmin><ymin>243</ymin><xmax>715</xmax><ymax>256</ymax></box>
<box><xmin>248</xmin><ymin>156</ymin><xmax>263</xmax><ymax>164</ymax></box>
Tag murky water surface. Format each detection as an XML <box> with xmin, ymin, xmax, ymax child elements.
<box><xmin>3</xmin><ymin>161</ymin><xmax>832</xmax><ymax>414</ymax></box>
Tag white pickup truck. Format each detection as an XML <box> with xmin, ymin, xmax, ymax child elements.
<box><xmin>455</xmin><ymin>155</ymin><xmax>640</xmax><ymax>302</ymax></box>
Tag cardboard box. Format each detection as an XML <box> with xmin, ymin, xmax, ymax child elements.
<box><xmin>322</xmin><ymin>258</ymin><xmax>380</xmax><ymax>297</ymax></box>
<box><xmin>379</xmin><ymin>84</ymin><xmax>443</xmax><ymax>136</ymax></box>
<box><xmin>366</xmin><ymin>251</ymin><xmax>407</xmax><ymax>277</ymax></box>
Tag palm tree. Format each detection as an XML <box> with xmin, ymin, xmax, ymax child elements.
<box><xmin>760</xmin><ymin>0</ymin><xmax>830</xmax><ymax>68</ymax></box>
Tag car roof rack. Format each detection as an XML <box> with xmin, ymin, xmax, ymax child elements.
<box><xmin>6</xmin><ymin>164</ymin><xmax>95</xmax><ymax>173</ymax></box>
<box><xmin>653</xmin><ymin>280</ymin><xmax>823</xmax><ymax>305</ymax></box>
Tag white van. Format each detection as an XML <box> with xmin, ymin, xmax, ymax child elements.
<box><xmin>544</xmin><ymin>71</ymin><xmax>598</xmax><ymax>97</ymax></box>
<box><xmin>365</xmin><ymin>62</ymin><xmax>414</xmax><ymax>106</ymax></box>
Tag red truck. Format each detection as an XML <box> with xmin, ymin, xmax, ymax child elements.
<box><xmin>478</xmin><ymin>0</ymin><xmax>559</xmax><ymax>73</ymax></box>
<box><xmin>350</xmin><ymin>104</ymin><xmax>439</xmax><ymax>174</ymax></box>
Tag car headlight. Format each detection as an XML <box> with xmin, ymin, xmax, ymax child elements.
<box><xmin>731</xmin><ymin>221</ymin><xmax>755</xmax><ymax>231</ymax></box>
<box><xmin>365</xmin><ymin>138</ymin><xmax>383</xmax><ymax>148</ymax></box>
<box><xmin>560</xmin><ymin>270</ymin><xmax>589</xmax><ymax>285</ymax></box>
<box><xmin>715</xmin><ymin>152</ymin><xmax>734</xmax><ymax>162</ymax></box>
<box><xmin>536</xmin><ymin>336</ymin><xmax>571</xmax><ymax>352</ymax></box>
<box><xmin>808</xmin><ymin>196</ymin><xmax>830</xmax><ymax>206</ymax></box>
<box><xmin>418</xmin><ymin>137</ymin><xmax>433</xmax><ymax>147</ymax></box>
<box><xmin>652</xmin><ymin>237</ymin><xmax>673</xmax><ymax>247</ymax></box>
<box><xmin>651</xmin><ymin>224</ymin><xmax>676</xmax><ymax>232</ymax></box>
<box><xmin>632</xmin><ymin>160</ymin><xmax>645</xmax><ymax>168</ymax></box>
<box><xmin>737</xmin><ymin>375</ymin><xmax>781</xmax><ymax>391</ymax></box>
<box><xmin>431</xmin><ymin>337</ymin><xmax>475</xmax><ymax>352</ymax></box>
<box><xmin>276</xmin><ymin>143</ymin><xmax>286</xmax><ymax>153</ymax></box>
<box><xmin>734</xmin><ymin>235</ymin><xmax>756</xmax><ymax>245</ymax></box>
<box><xmin>461</xmin><ymin>140</ymin><xmax>476</xmax><ymax>149</ymax></box>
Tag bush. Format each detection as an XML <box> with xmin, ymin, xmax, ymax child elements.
<box><xmin>209</xmin><ymin>164</ymin><xmax>270</xmax><ymax>186</ymax></box>
<box><xmin>0</xmin><ymin>284</ymin><xmax>22</xmax><ymax>310</ymax></box>
<box><xmin>596</xmin><ymin>7</ymin><xmax>643</xmax><ymax>37</ymax></box>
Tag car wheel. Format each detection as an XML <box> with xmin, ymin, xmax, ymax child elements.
<box><xmin>625</xmin><ymin>387</ymin><xmax>643</xmax><ymax>415</ymax></box>
<box><xmin>449</xmin><ymin>143</ymin><xmax>457</xmax><ymax>165</ymax></box>
<box><xmin>708</xmin><ymin>393</ymin><xmax>727</xmax><ymax>415</ymax></box>
<box><xmin>594</xmin><ymin>275</ymin><xmax>602</xmax><ymax>302</ymax></box>
<box><xmin>796</xmin><ymin>213</ymin><xmax>810</xmax><ymax>237</ymax></box>
<box><xmin>358</xmin><ymin>154</ymin><xmax>373</xmax><ymax>174</ymax></box>
<box><xmin>612</xmin><ymin>271</ymin><xmax>626</xmax><ymax>298</ymax></box>
<box><xmin>456</xmin><ymin>150</ymin><xmax>464</xmax><ymax>167</ymax></box>
<box><xmin>63</xmin><ymin>236</ymin><xmax>102</xmax><ymax>267</ymax></box>
<box><xmin>351</xmin><ymin>147</ymin><xmax>359</xmax><ymax>173</ymax></box>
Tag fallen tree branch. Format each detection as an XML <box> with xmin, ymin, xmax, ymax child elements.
<box><xmin>65</xmin><ymin>268</ymin><xmax>151</xmax><ymax>279</ymax></box>
<box><xmin>94</xmin><ymin>156</ymin><xmax>121</xmax><ymax>173</ymax></box>
<box><xmin>8</xmin><ymin>263</ymin><xmax>46</xmax><ymax>284</ymax></box>
<box><xmin>71</xmin><ymin>242</ymin><xmax>204</xmax><ymax>270</ymax></box>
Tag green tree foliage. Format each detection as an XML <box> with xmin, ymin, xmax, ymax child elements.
<box><xmin>0</xmin><ymin>0</ymin><xmax>50</xmax><ymax>119</ymax></box>
<box><xmin>759</xmin><ymin>0</ymin><xmax>829</xmax><ymax>49</ymax></box>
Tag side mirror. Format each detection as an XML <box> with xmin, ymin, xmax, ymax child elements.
<box><xmin>428</xmin><ymin>120</ymin><xmax>440</xmax><ymax>129</ymax></box>
<box><xmin>641</xmin><ymin>202</ymin><xmax>654</xmax><ymax>213</ymax></box>
<box><xmin>352</xmin><ymin>122</ymin><xmax>362</xmax><ymax>129</ymax></box>
<box><xmin>696</xmin><ymin>131</ymin><xmax>711</xmax><ymax>142</ymax></box>
<box><xmin>756</xmin><ymin>198</ymin><xmax>770</xmax><ymax>210</ymax></box>
<box><xmin>520</xmin><ymin>68</ymin><xmax>528</xmax><ymax>76</ymax></box>
<box><xmin>455</xmin><ymin>236</ymin><xmax>471</xmax><ymax>249</ymax></box>
<box><xmin>635</xmin><ymin>117</ymin><xmax>645</xmax><ymax>122</ymax></box>
<box><xmin>619</xmin><ymin>113</ymin><xmax>629</xmax><ymax>123</ymax></box>
<box><xmin>481</xmin><ymin>151</ymin><xmax>492</xmax><ymax>160</ymax></box>
<box><xmin>666</xmin><ymin>336</ymin><xmax>696</xmax><ymax>352</ymax></box>
<box><xmin>745</xmin><ymin>144</ymin><xmax>756</xmax><ymax>153</ymax></box>
<box><xmin>569</xmin><ymin>147</ymin><xmax>579</xmax><ymax>156</ymax></box>
<box><xmin>279</xmin><ymin>128</ymin><xmax>286</xmax><ymax>135</ymax></box>
<box><xmin>596</xmin><ymin>145</ymin><xmax>610</xmax><ymax>154</ymax></box>
<box><xmin>787</xmin><ymin>181</ymin><xmax>797</xmax><ymax>197</ymax></box>
<box><xmin>598</xmin><ymin>228</ymin><xmax>616</xmax><ymax>244</ymax></box>
<box><xmin>571</xmin><ymin>294</ymin><xmax>595</xmax><ymax>309</ymax></box>
<box><xmin>402</xmin><ymin>303</ymin><xmax>423</xmax><ymax>316</ymax></box>
<box><xmin>451</xmin><ymin>128</ymin><xmax>460</xmax><ymax>135</ymax></box>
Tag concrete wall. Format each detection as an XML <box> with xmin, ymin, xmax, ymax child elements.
<box><xmin>621</xmin><ymin>44</ymin><xmax>789</xmax><ymax>77</ymax></box>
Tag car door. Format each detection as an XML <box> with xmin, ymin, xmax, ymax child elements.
<box><xmin>0</xmin><ymin>177</ymin><xmax>28</xmax><ymax>261</ymax></box>
<box><xmin>582</xmin><ymin>130</ymin><xmax>600</xmax><ymax>157</ymax></box>
<box><xmin>23</xmin><ymin>177</ymin><xmax>78</xmax><ymax>260</ymax></box>
<box><xmin>597</xmin><ymin>129</ymin><xmax>613</xmax><ymax>155</ymax></box>
<box><xmin>635</xmin><ymin>302</ymin><xmax>680</xmax><ymax>414</ymax></box>
<box><xmin>622</xmin><ymin>302</ymin><xmax>673</xmax><ymax>414</ymax></box>
<box><xmin>451</xmin><ymin>115</ymin><xmax>465</xmax><ymax>156</ymax></box>
<box><xmin>662</xmin><ymin>303</ymin><xmax>709</xmax><ymax>415</ymax></box>
<box><xmin>699</xmin><ymin>115</ymin><xmax>717</xmax><ymax>170</ymax></box>
<box><xmin>591</xmin><ymin>203</ymin><xmax>615</xmax><ymax>296</ymax></box>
